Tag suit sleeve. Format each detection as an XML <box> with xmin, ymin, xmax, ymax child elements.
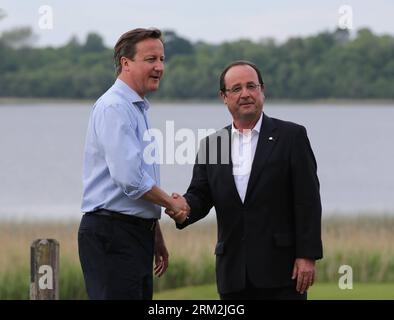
<box><xmin>176</xmin><ymin>139</ymin><xmax>214</xmax><ymax>229</ymax></box>
<box><xmin>290</xmin><ymin>126</ymin><xmax>323</xmax><ymax>259</ymax></box>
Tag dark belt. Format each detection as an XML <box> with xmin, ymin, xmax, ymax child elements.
<box><xmin>88</xmin><ymin>209</ymin><xmax>157</xmax><ymax>231</ymax></box>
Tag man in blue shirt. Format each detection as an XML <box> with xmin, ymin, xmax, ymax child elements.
<box><xmin>78</xmin><ymin>28</ymin><xmax>189</xmax><ymax>300</ymax></box>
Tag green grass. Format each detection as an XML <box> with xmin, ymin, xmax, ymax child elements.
<box><xmin>154</xmin><ymin>283</ymin><xmax>394</xmax><ymax>300</ymax></box>
<box><xmin>154</xmin><ymin>284</ymin><xmax>220</xmax><ymax>300</ymax></box>
<box><xmin>309</xmin><ymin>282</ymin><xmax>394</xmax><ymax>300</ymax></box>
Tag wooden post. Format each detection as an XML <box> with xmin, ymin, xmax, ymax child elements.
<box><xmin>30</xmin><ymin>239</ymin><xmax>59</xmax><ymax>300</ymax></box>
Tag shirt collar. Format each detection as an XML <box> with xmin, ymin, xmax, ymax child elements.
<box><xmin>114</xmin><ymin>78</ymin><xmax>150</xmax><ymax>110</ymax></box>
<box><xmin>231</xmin><ymin>112</ymin><xmax>264</xmax><ymax>135</ymax></box>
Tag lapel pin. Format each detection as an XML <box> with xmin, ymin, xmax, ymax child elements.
<box><xmin>269</xmin><ymin>136</ymin><xmax>275</xmax><ymax>141</ymax></box>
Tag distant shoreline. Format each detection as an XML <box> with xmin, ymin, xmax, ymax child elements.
<box><xmin>0</xmin><ymin>211</ymin><xmax>393</xmax><ymax>223</ymax></box>
<box><xmin>1</xmin><ymin>97</ymin><xmax>394</xmax><ymax>106</ymax></box>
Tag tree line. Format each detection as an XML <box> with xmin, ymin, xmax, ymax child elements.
<box><xmin>0</xmin><ymin>27</ymin><xmax>393</xmax><ymax>100</ymax></box>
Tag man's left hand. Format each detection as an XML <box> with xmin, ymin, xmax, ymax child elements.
<box><xmin>154</xmin><ymin>237</ymin><xmax>169</xmax><ymax>277</ymax></box>
<box><xmin>292</xmin><ymin>258</ymin><xmax>316</xmax><ymax>294</ymax></box>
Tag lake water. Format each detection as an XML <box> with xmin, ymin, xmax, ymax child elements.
<box><xmin>1</xmin><ymin>101</ymin><xmax>394</xmax><ymax>221</ymax></box>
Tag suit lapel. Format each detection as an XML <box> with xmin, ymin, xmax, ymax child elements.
<box><xmin>244</xmin><ymin>114</ymin><xmax>278</xmax><ymax>203</ymax></box>
<box><xmin>221</xmin><ymin>125</ymin><xmax>244</xmax><ymax>206</ymax></box>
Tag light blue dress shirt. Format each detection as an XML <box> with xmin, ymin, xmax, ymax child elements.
<box><xmin>81</xmin><ymin>79</ymin><xmax>161</xmax><ymax>219</ymax></box>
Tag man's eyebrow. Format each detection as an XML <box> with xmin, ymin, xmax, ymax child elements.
<box><xmin>230</xmin><ymin>81</ymin><xmax>256</xmax><ymax>87</ymax></box>
<box><xmin>229</xmin><ymin>82</ymin><xmax>241</xmax><ymax>87</ymax></box>
<box><xmin>143</xmin><ymin>55</ymin><xmax>164</xmax><ymax>59</ymax></box>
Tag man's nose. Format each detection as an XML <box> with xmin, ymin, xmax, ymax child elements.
<box><xmin>239</xmin><ymin>86</ymin><xmax>251</xmax><ymax>97</ymax></box>
<box><xmin>154</xmin><ymin>60</ymin><xmax>164</xmax><ymax>72</ymax></box>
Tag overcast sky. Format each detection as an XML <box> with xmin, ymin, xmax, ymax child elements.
<box><xmin>1</xmin><ymin>0</ymin><xmax>393</xmax><ymax>47</ymax></box>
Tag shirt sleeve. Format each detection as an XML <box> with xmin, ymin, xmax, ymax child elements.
<box><xmin>94</xmin><ymin>103</ymin><xmax>156</xmax><ymax>200</ymax></box>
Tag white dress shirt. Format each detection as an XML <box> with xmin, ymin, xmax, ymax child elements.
<box><xmin>231</xmin><ymin>113</ymin><xmax>263</xmax><ymax>202</ymax></box>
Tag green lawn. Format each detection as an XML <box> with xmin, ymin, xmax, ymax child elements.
<box><xmin>154</xmin><ymin>283</ymin><xmax>394</xmax><ymax>300</ymax></box>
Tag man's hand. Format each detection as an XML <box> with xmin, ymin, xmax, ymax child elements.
<box><xmin>292</xmin><ymin>258</ymin><xmax>316</xmax><ymax>294</ymax></box>
<box><xmin>165</xmin><ymin>193</ymin><xmax>190</xmax><ymax>224</ymax></box>
<box><xmin>154</xmin><ymin>223</ymin><xmax>169</xmax><ymax>277</ymax></box>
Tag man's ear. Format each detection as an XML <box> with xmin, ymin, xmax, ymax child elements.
<box><xmin>120</xmin><ymin>57</ymin><xmax>130</xmax><ymax>72</ymax></box>
<box><xmin>219</xmin><ymin>90</ymin><xmax>227</xmax><ymax>104</ymax></box>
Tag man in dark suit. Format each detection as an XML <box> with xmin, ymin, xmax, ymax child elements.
<box><xmin>167</xmin><ymin>60</ymin><xmax>323</xmax><ymax>300</ymax></box>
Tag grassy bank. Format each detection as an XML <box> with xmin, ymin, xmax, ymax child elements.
<box><xmin>0</xmin><ymin>215</ymin><xmax>393</xmax><ymax>299</ymax></box>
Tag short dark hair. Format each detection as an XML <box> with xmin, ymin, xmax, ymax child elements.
<box><xmin>219</xmin><ymin>60</ymin><xmax>264</xmax><ymax>93</ymax></box>
<box><xmin>114</xmin><ymin>28</ymin><xmax>163</xmax><ymax>75</ymax></box>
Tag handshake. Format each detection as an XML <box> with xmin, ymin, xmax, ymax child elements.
<box><xmin>165</xmin><ymin>193</ymin><xmax>190</xmax><ymax>224</ymax></box>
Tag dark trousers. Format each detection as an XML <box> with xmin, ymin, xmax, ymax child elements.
<box><xmin>220</xmin><ymin>274</ymin><xmax>307</xmax><ymax>300</ymax></box>
<box><xmin>78</xmin><ymin>213</ymin><xmax>155</xmax><ymax>300</ymax></box>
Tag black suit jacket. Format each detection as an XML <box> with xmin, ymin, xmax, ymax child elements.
<box><xmin>177</xmin><ymin>114</ymin><xmax>323</xmax><ymax>294</ymax></box>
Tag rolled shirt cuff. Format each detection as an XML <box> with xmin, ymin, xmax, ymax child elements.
<box><xmin>124</xmin><ymin>170</ymin><xmax>156</xmax><ymax>200</ymax></box>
